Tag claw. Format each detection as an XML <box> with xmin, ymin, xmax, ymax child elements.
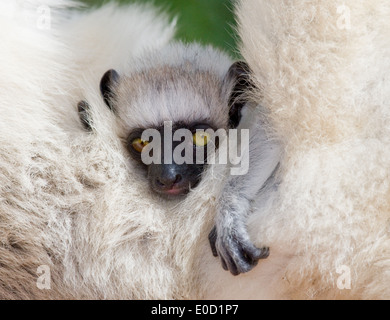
<box><xmin>208</xmin><ymin>225</ymin><xmax>269</xmax><ymax>276</ymax></box>
<box><xmin>208</xmin><ymin>226</ymin><xmax>218</xmax><ymax>257</ymax></box>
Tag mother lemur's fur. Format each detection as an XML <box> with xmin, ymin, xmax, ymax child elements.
<box><xmin>3</xmin><ymin>0</ymin><xmax>388</xmax><ymax>300</ymax></box>
<box><xmin>0</xmin><ymin>0</ymin><xmax>273</xmax><ymax>299</ymax></box>
<box><xmin>202</xmin><ymin>0</ymin><xmax>390</xmax><ymax>299</ymax></box>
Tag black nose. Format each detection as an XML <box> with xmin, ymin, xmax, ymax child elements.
<box><xmin>148</xmin><ymin>164</ymin><xmax>196</xmax><ymax>197</ymax></box>
<box><xmin>156</xmin><ymin>174</ymin><xmax>182</xmax><ymax>189</ymax></box>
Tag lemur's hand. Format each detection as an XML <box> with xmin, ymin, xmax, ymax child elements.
<box><xmin>208</xmin><ymin>219</ymin><xmax>269</xmax><ymax>276</ymax></box>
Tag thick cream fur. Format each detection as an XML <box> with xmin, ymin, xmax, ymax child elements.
<box><xmin>201</xmin><ymin>0</ymin><xmax>390</xmax><ymax>299</ymax></box>
<box><xmin>0</xmin><ymin>0</ymin><xmax>236</xmax><ymax>299</ymax></box>
<box><xmin>0</xmin><ymin>0</ymin><xmax>190</xmax><ymax>299</ymax></box>
<box><xmin>2</xmin><ymin>0</ymin><xmax>388</xmax><ymax>301</ymax></box>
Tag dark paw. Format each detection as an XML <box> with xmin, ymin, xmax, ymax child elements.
<box><xmin>208</xmin><ymin>226</ymin><xmax>269</xmax><ymax>276</ymax></box>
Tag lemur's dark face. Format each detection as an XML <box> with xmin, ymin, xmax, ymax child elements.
<box><xmin>126</xmin><ymin>122</ymin><xmax>216</xmax><ymax>198</ymax></box>
<box><xmin>78</xmin><ymin>61</ymin><xmax>251</xmax><ymax>199</ymax></box>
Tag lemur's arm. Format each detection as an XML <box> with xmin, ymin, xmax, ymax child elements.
<box><xmin>209</xmin><ymin>112</ymin><xmax>281</xmax><ymax>275</ymax></box>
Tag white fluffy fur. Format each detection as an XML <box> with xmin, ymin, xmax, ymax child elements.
<box><xmin>2</xmin><ymin>0</ymin><xmax>389</xmax><ymax>300</ymax></box>
<box><xmin>0</xmin><ymin>0</ymin><xmax>191</xmax><ymax>299</ymax></box>
<box><xmin>201</xmin><ymin>0</ymin><xmax>390</xmax><ymax>299</ymax></box>
<box><xmin>0</xmin><ymin>0</ymin><xmax>233</xmax><ymax>299</ymax></box>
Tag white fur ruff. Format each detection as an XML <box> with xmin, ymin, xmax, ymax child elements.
<box><xmin>201</xmin><ymin>0</ymin><xmax>390</xmax><ymax>299</ymax></box>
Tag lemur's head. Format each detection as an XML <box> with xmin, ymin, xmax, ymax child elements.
<box><xmin>78</xmin><ymin>44</ymin><xmax>251</xmax><ymax>199</ymax></box>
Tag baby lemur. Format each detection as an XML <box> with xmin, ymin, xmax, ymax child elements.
<box><xmin>78</xmin><ymin>43</ymin><xmax>280</xmax><ymax>276</ymax></box>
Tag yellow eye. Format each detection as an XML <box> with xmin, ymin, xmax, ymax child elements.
<box><xmin>193</xmin><ymin>131</ymin><xmax>211</xmax><ymax>147</ymax></box>
<box><xmin>131</xmin><ymin>138</ymin><xmax>149</xmax><ymax>153</ymax></box>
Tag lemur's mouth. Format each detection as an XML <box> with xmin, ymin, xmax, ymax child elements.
<box><xmin>165</xmin><ymin>187</ymin><xmax>188</xmax><ymax>196</ymax></box>
<box><xmin>152</xmin><ymin>187</ymin><xmax>190</xmax><ymax>200</ymax></box>
<box><xmin>151</xmin><ymin>177</ymin><xmax>201</xmax><ymax>200</ymax></box>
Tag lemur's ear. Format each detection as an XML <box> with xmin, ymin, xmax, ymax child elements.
<box><xmin>225</xmin><ymin>61</ymin><xmax>252</xmax><ymax>128</ymax></box>
<box><xmin>100</xmin><ymin>69</ymin><xmax>120</xmax><ymax>112</ymax></box>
